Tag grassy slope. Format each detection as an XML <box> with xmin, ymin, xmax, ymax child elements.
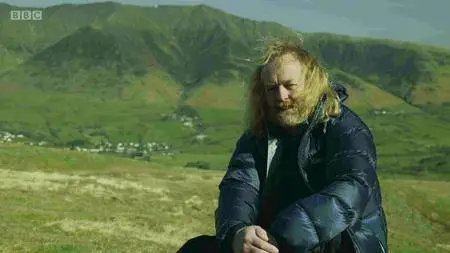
<box><xmin>0</xmin><ymin>144</ymin><xmax>449</xmax><ymax>253</ymax></box>
<box><xmin>0</xmin><ymin>89</ymin><xmax>189</xmax><ymax>146</ymax></box>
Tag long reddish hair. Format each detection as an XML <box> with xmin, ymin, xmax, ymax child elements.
<box><xmin>245</xmin><ymin>39</ymin><xmax>342</xmax><ymax>136</ymax></box>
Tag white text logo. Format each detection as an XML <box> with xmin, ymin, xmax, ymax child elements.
<box><xmin>10</xmin><ymin>10</ymin><xmax>42</xmax><ymax>21</ymax></box>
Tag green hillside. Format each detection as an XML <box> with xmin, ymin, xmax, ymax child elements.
<box><xmin>0</xmin><ymin>3</ymin><xmax>297</xmax><ymax>92</ymax></box>
<box><xmin>0</xmin><ymin>2</ymin><xmax>449</xmax><ymax>178</ymax></box>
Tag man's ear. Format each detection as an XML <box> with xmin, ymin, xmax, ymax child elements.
<box><xmin>254</xmin><ymin>65</ymin><xmax>265</xmax><ymax>87</ymax></box>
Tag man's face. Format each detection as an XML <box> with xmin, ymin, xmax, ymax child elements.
<box><xmin>262</xmin><ymin>53</ymin><xmax>308</xmax><ymax>127</ymax></box>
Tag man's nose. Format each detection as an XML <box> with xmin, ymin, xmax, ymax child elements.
<box><xmin>275</xmin><ymin>85</ymin><xmax>289</xmax><ymax>101</ymax></box>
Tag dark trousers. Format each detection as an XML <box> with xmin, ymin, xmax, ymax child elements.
<box><xmin>177</xmin><ymin>233</ymin><xmax>354</xmax><ymax>253</ymax></box>
<box><xmin>177</xmin><ymin>235</ymin><xmax>220</xmax><ymax>253</ymax></box>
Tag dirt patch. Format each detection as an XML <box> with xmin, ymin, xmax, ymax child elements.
<box><xmin>436</xmin><ymin>244</ymin><xmax>450</xmax><ymax>251</ymax></box>
<box><xmin>184</xmin><ymin>195</ymin><xmax>203</xmax><ymax>207</ymax></box>
<box><xmin>45</xmin><ymin>218</ymin><xmax>189</xmax><ymax>247</ymax></box>
<box><xmin>0</xmin><ymin>169</ymin><xmax>170</xmax><ymax>198</ymax></box>
<box><xmin>0</xmin><ymin>83</ymin><xmax>23</xmax><ymax>92</ymax></box>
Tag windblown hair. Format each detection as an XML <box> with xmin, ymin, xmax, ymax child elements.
<box><xmin>246</xmin><ymin>38</ymin><xmax>342</xmax><ymax>136</ymax></box>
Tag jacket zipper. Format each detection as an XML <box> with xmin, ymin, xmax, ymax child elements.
<box><xmin>297</xmin><ymin>132</ymin><xmax>315</xmax><ymax>193</ymax></box>
<box><xmin>347</xmin><ymin>229</ymin><xmax>361</xmax><ymax>253</ymax></box>
<box><xmin>295</xmin><ymin>95</ymin><xmax>327</xmax><ymax>193</ymax></box>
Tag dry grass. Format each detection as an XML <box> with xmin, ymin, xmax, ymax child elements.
<box><xmin>0</xmin><ymin>169</ymin><xmax>169</xmax><ymax>196</ymax></box>
<box><xmin>0</xmin><ymin>144</ymin><xmax>449</xmax><ymax>253</ymax></box>
<box><xmin>186</xmin><ymin>82</ymin><xmax>247</xmax><ymax>109</ymax></box>
<box><xmin>121</xmin><ymin>70</ymin><xmax>182</xmax><ymax>105</ymax></box>
<box><xmin>44</xmin><ymin>218</ymin><xmax>188</xmax><ymax>247</ymax></box>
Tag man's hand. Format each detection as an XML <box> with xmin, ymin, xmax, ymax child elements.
<box><xmin>232</xmin><ymin>225</ymin><xmax>279</xmax><ymax>253</ymax></box>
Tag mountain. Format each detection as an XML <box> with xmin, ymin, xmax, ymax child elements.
<box><xmin>2</xmin><ymin>3</ymin><xmax>449</xmax><ymax>103</ymax></box>
<box><xmin>0</xmin><ymin>2</ymin><xmax>449</xmax><ymax>176</ymax></box>
<box><xmin>0</xmin><ymin>3</ymin><xmax>298</xmax><ymax>93</ymax></box>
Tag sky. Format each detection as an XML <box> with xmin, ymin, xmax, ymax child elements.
<box><xmin>1</xmin><ymin>0</ymin><xmax>449</xmax><ymax>48</ymax></box>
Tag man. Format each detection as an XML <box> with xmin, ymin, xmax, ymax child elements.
<box><xmin>178</xmin><ymin>39</ymin><xmax>388</xmax><ymax>253</ymax></box>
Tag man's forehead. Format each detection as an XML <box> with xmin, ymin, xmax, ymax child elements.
<box><xmin>265</xmin><ymin>53</ymin><xmax>299</xmax><ymax>68</ymax></box>
<box><xmin>261</xmin><ymin>55</ymin><xmax>304</xmax><ymax>83</ymax></box>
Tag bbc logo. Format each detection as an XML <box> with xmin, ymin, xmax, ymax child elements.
<box><xmin>10</xmin><ymin>10</ymin><xmax>42</xmax><ymax>21</ymax></box>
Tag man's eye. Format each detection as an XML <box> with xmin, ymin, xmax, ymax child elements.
<box><xmin>267</xmin><ymin>86</ymin><xmax>277</xmax><ymax>91</ymax></box>
<box><xmin>285</xmin><ymin>84</ymin><xmax>295</xmax><ymax>89</ymax></box>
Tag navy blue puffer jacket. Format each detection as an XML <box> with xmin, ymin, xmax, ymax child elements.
<box><xmin>215</xmin><ymin>84</ymin><xmax>388</xmax><ymax>253</ymax></box>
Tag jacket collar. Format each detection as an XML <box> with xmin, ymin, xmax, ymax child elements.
<box><xmin>259</xmin><ymin>82</ymin><xmax>348</xmax><ymax>182</ymax></box>
<box><xmin>331</xmin><ymin>82</ymin><xmax>349</xmax><ymax>102</ymax></box>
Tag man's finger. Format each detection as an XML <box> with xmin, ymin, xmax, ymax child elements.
<box><xmin>245</xmin><ymin>244</ymin><xmax>271</xmax><ymax>253</ymax></box>
<box><xmin>254</xmin><ymin>226</ymin><xmax>269</xmax><ymax>241</ymax></box>
<box><xmin>267</xmin><ymin>233</ymin><xmax>278</xmax><ymax>247</ymax></box>
<box><xmin>251</xmin><ymin>236</ymin><xmax>279</xmax><ymax>253</ymax></box>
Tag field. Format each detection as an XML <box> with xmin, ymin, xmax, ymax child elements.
<box><xmin>0</xmin><ymin>144</ymin><xmax>449</xmax><ymax>253</ymax></box>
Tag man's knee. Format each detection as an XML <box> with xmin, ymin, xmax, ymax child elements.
<box><xmin>177</xmin><ymin>235</ymin><xmax>220</xmax><ymax>253</ymax></box>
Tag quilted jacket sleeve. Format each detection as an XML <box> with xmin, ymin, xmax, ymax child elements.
<box><xmin>215</xmin><ymin>131</ymin><xmax>261</xmax><ymax>252</ymax></box>
<box><xmin>268</xmin><ymin>118</ymin><xmax>378</xmax><ymax>253</ymax></box>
